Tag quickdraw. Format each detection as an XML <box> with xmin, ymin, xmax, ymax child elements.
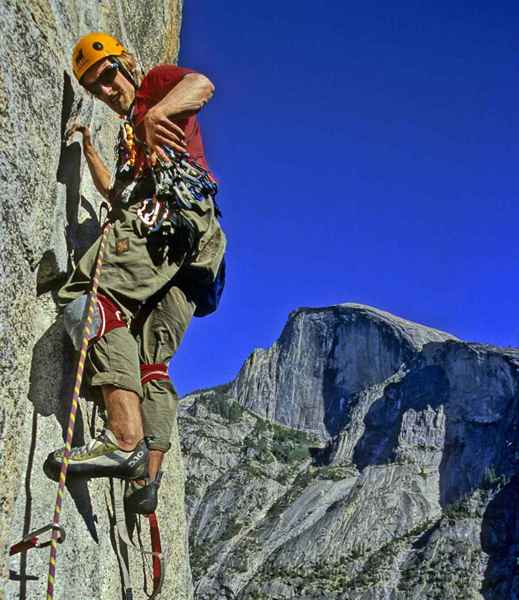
<box><xmin>151</xmin><ymin>145</ymin><xmax>217</xmax><ymax>211</ymax></box>
<box><xmin>134</xmin><ymin>146</ymin><xmax>218</xmax><ymax>232</ymax></box>
<box><xmin>114</xmin><ymin>118</ymin><xmax>219</xmax><ymax>232</ymax></box>
<box><xmin>9</xmin><ymin>524</ymin><xmax>65</xmax><ymax>556</ymax></box>
<box><xmin>136</xmin><ymin>196</ymin><xmax>170</xmax><ymax>230</ymax></box>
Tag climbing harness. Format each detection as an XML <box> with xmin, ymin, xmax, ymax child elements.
<box><xmin>63</xmin><ymin>291</ymin><xmax>127</xmax><ymax>350</ymax></box>
<box><xmin>112</xmin><ymin>118</ymin><xmax>227</xmax><ymax>317</ymax></box>
<box><xmin>45</xmin><ymin>220</ymin><xmax>112</xmax><ymax>600</ymax></box>
<box><xmin>9</xmin><ymin>524</ymin><xmax>65</xmax><ymax>557</ymax></box>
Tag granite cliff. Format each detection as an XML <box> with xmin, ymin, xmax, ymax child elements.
<box><xmin>180</xmin><ymin>304</ymin><xmax>519</xmax><ymax>600</ymax></box>
<box><xmin>0</xmin><ymin>2</ymin><xmax>191</xmax><ymax>599</ymax></box>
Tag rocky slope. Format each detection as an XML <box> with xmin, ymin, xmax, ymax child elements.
<box><xmin>180</xmin><ymin>304</ymin><xmax>519</xmax><ymax>600</ymax></box>
<box><xmin>0</xmin><ymin>2</ymin><xmax>191</xmax><ymax>599</ymax></box>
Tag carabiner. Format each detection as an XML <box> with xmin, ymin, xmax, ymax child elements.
<box><xmin>9</xmin><ymin>524</ymin><xmax>66</xmax><ymax>556</ymax></box>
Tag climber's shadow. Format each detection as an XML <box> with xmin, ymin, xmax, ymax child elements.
<box><xmin>13</xmin><ymin>319</ymin><xmax>99</xmax><ymax>596</ymax></box>
<box><xmin>37</xmin><ymin>71</ymin><xmax>101</xmax><ymax>298</ymax></box>
<box><xmin>15</xmin><ymin>72</ymin><xmax>105</xmax><ymax>597</ymax></box>
<box><xmin>31</xmin><ymin>320</ymin><xmax>99</xmax><ymax>526</ymax></box>
<box><xmin>57</xmin><ymin>72</ymin><xmax>100</xmax><ymax>265</ymax></box>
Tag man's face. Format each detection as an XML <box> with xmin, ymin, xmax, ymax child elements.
<box><xmin>82</xmin><ymin>58</ymin><xmax>135</xmax><ymax>115</ymax></box>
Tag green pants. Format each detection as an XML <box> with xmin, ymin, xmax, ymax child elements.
<box><xmin>59</xmin><ymin>197</ymin><xmax>226</xmax><ymax>451</ymax></box>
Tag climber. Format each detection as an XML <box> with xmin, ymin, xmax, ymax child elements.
<box><xmin>44</xmin><ymin>32</ymin><xmax>226</xmax><ymax>514</ymax></box>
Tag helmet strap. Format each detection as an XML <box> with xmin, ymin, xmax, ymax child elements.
<box><xmin>112</xmin><ymin>57</ymin><xmax>138</xmax><ymax>90</ymax></box>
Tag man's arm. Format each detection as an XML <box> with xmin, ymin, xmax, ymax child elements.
<box><xmin>141</xmin><ymin>73</ymin><xmax>215</xmax><ymax>161</ymax></box>
<box><xmin>69</xmin><ymin>125</ymin><xmax>112</xmax><ymax>199</ymax></box>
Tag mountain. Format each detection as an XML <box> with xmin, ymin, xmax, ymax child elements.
<box><xmin>180</xmin><ymin>304</ymin><xmax>519</xmax><ymax>600</ymax></box>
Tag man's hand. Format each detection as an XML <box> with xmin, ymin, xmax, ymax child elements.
<box><xmin>142</xmin><ymin>106</ymin><xmax>187</xmax><ymax>161</ymax></box>
<box><xmin>67</xmin><ymin>123</ymin><xmax>93</xmax><ymax>146</ymax></box>
<box><xmin>66</xmin><ymin>122</ymin><xmax>111</xmax><ymax>200</ymax></box>
<box><xmin>139</xmin><ymin>72</ymin><xmax>215</xmax><ymax>162</ymax></box>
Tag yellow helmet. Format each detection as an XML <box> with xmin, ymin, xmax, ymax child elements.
<box><xmin>72</xmin><ymin>32</ymin><xmax>125</xmax><ymax>82</ymax></box>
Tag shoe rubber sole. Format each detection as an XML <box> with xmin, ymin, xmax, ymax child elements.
<box><xmin>43</xmin><ymin>446</ymin><xmax>148</xmax><ymax>482</ymax></box>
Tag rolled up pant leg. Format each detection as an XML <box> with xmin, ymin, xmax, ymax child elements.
<box><xmin>138</xmin><ymin>285</ymin><xmax>196</xmax><ymax>452</ymax></box>
<box><xmin>86</xmin><ymin>327</ymin><xmax>142</xmax><ymax>397</ymax></box>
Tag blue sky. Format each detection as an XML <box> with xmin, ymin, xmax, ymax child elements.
<box><xmin>170</xmin><ymin>1</ymin><xmax>519</xmax><ymax>395</ymax></box>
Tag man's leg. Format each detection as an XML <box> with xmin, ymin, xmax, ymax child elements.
<box><xmin>136</xmin><ymin>212</ymin><xmax>226</xmax><ymax>483</ymax></box>
<box><xmin>44</xmin><ymin>327</ymin><xmax>148</xmax><ymax>480</ymax></box>
<box><xmin>102</xmin><ymin>385</ymin><xmax>144</xmax><ymax>450</ymax></box>
<box><xmin>148</xmin><ymin>449</ymin><xmax>165</xmax><ymax>481</ymax></box>
<box><xmin>124</xmin><ymin>284</ymin><xmax>195</xmax><ymax>513</ymax></box>
<box><xmin>140</xmin><ymin>285</ymin><xmax>195</xmax><ymax>466</ymax></box>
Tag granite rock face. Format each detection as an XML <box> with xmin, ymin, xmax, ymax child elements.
<box><xmin>232</xmin><ymin>304</ymin><xmax>455</xmax><ymax>439</ymax></box>
<box><xmin>0</xmin><ymin>2</ymin><xmax>191</xmax><ymax>599</ymax></box>
<box><xmin>180</xmin><ymin>304</ymin><xmax>519</xmax><ymax>600</ymax></box>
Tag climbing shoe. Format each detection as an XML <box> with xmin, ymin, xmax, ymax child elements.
<box><xmin>124</xmin><ymin>471</ymin><xmax>163</xmax><ymax>514</ymax></box>
<box><xmin>43</xmin><ymin>429</ymin><xmax>148</xmax><ymax>481</ymax></box>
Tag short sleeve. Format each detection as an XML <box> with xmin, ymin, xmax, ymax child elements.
<box><xmin>135</xmin><ymin>65</ymin><xmax>196</xmax><ymax>105</ymax></box>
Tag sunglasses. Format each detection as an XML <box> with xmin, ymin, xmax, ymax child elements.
<box><xmin>84</xmin><ymin>62</ymin><xmax>120</xmax><ymax>96</ymax></box>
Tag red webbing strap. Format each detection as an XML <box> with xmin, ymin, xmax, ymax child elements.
<box><xmin>140</xmin><ymin>363</ymin><xmax>169</xmax><ymax>386</ymax></box>
<box><xmin>46</xmin><ymin>222</ymin><xmax>112</xmax><ymax>600</ymax></box>
<box><xmin>111</xmin><ymin>481</ymin><xmax>164</xmax><ymax>599</ymax></box>
<box><xmin>10</xmin><ymin>537</ymin><xmax>38</xmax><ymax>556</ymax></box>
<box><xmin>96</xmin><ymin>293</ymin><xmax>127</xmax><ymax>339</ymax></box>
<box><xmin>147</xmin><ymin>512</ymin><xmax>164</xmax><ymax>597</ymax></box>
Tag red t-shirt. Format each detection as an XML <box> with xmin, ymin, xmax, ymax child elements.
<box><xmin>132</xmin><ymin>65</ymin><xmax>211</xmax><ymax>174</ymax></box>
